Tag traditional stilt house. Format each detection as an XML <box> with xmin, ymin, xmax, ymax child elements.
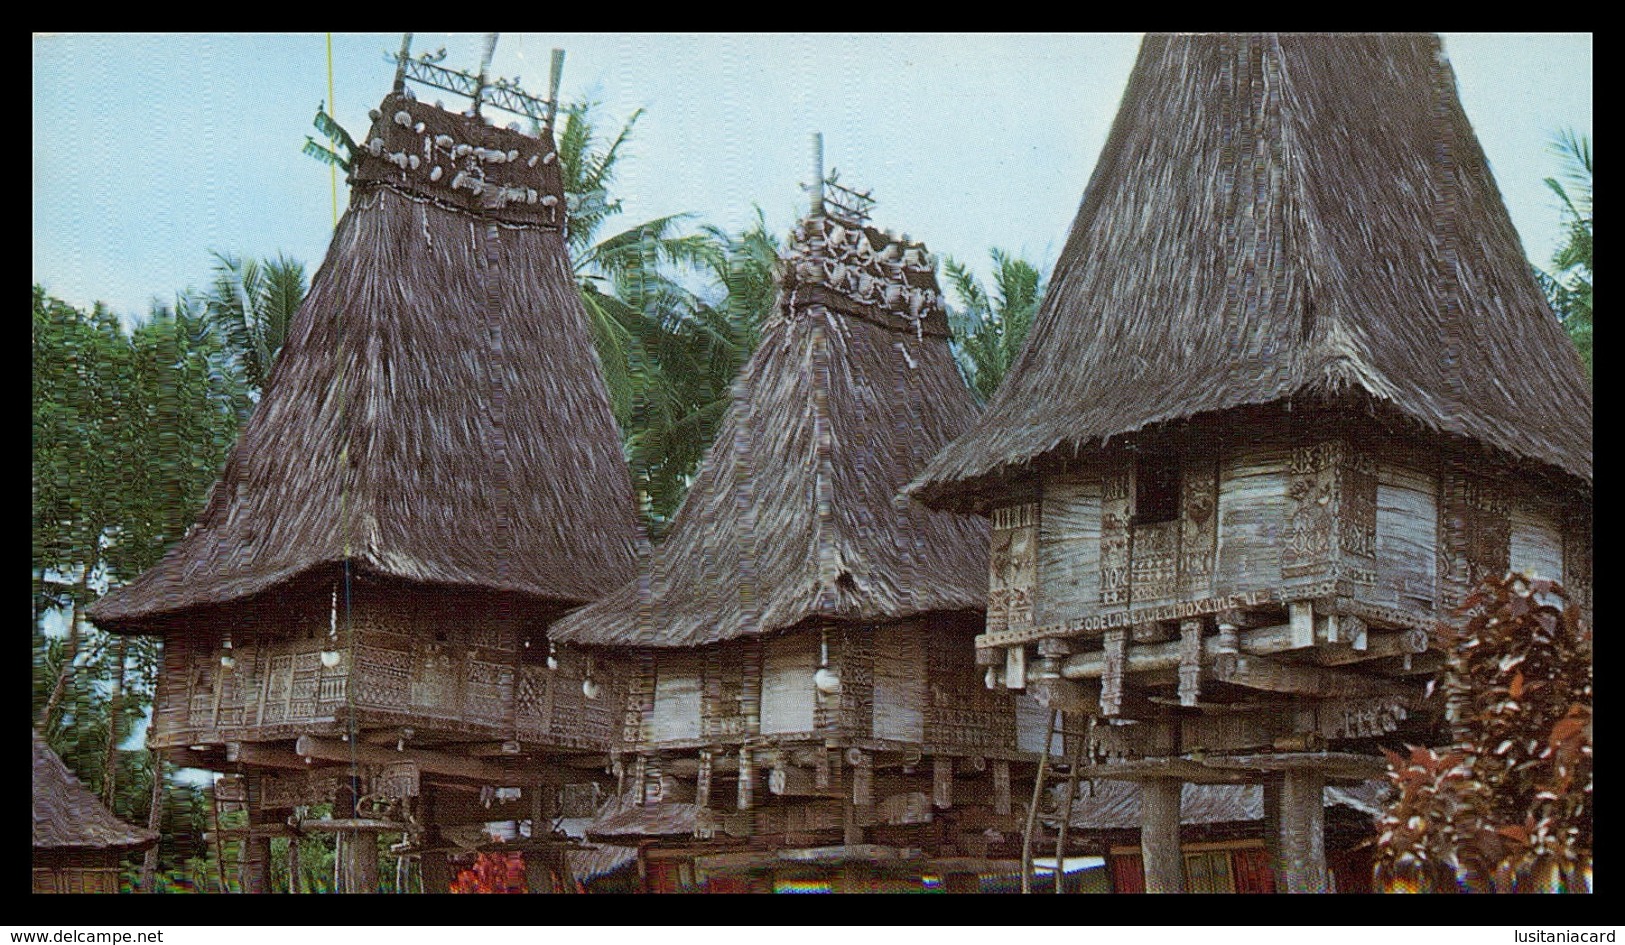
<box><xmin>551</xmin><ymin>160</ymin><xmax>1046</xmax><ymax>893</ymax></box>
<box><xmin>33</xmin><ymin>731</ymin><xmax>160</xmax><ymax>893</ymax></box>
<box><xmin>906</xmin><ymin>33</ymin><xmax>1592</xmax><ymax>893</ymax></box>
<box><xmin>86</xmin><ymin>44</ymin><xmax>642</xmax><ymax>892</ymax></box>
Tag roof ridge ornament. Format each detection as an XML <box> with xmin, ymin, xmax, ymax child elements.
<box><xmin>390</xmin><ymin>33</ymin><xmax>565</xmax><ymax>131</ymax></box>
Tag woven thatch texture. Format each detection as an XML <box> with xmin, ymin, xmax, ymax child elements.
<box><xmin>552</xmin><ymin>222</ymin><xmax>986</xmax><ymax>648</ymax></box>
<box><xmin>1053</xmin><ymin>779</ymin><xmax>1388</xmax><ymax>831</ymax></box>
<box><xmin>911</xmin><ymin>33</ymin><xmax>1592</xmax><ymax>511</ymax></box>
<box><xmin>90</xmin><ymin>97</ymin><xmax>640</xmax><ymax>630</ymax></box>
<box><xmin>586</xmin><ymin>794</ymin><xmax>699</xmax><ymax>841</ymax></box>
<box><xmin>32</xmin><ymin>731</ymin><xmax>158</xmax><ymax>852</ymax></box>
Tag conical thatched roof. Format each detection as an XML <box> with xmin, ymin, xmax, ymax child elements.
<box><xmin>33</xmin><ymin>731</ymin><xmax>158</xmax><ymax>853</ymax></box>
<box><xmin>91</xmin><ymin>93</ymin><xmax>641</xmax><ymax>631</ymax></box>
<box><xmin>552</xmin><ymin>214</ymin><xmax>987</xmax><ymax>648</ymax></box>
<box><xmin>910</xmin><ymin>33</ymin><xmax>1592</xmax><ymax>511</ymax></box>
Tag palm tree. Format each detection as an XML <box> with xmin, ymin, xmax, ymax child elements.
<box><xmin>942</xmin><ymin>249</ymin><xmax>1045</xmax><ymax>402</ymax></box>
<box><xmin>623</xmin><ymin>211</ymin><xmax>779</xmax><ymax>532</ymax></box>
<box><xmin>201</xmin><ymin>252</ymin><xmax>307</xmax><ymax>399</ymax></box>
<box><xmin>1536</xmin><ymin>129</ymin><xmax>1591</xmax><ymax>378</ymax></box>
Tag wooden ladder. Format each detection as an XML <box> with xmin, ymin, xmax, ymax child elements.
<box><xmin>208</xmin><ymin>776</ymin><xmax>248</xmax><ymax>893</ymax></box>
<box><xmin>1020</xmin><ymin>709</ymin><xmax>1093</xmax><ymax>894</ymax></box>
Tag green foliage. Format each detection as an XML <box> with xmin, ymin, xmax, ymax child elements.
<box><xmin>942</xmin><ymin>249</ymin><xmax>1045</xmax><ymax>403</ymax></box>
<box><xmin>201</xmin><ymin>252</ymin><xmax>306</xmax><ymax>398</ymax></box>
<box><xmin>1374</xmin><ymin>573</ymin><xmax>1592</xmax><ymax>893</ymax></box>
<box><xmin>1537</xmin><ymin>129</ymin><xmax>1592</xmax><ymax>379</ymax></box>
<box><xmin>303</xmin><ymin>102</ymin><xmax>354</xmax><ymax>173</ymax></box>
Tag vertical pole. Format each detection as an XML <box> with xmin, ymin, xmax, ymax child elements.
<box><xmin>546</xmin><ymin>49</ymin><xmax>566</xmax><ymax>130</ymax></box>
<box><xmin>1140</xmin><ymin>778</ymin><xmax>1184</xmax><ymax>893</ymax></box>
<box><xmin>1277</xmin><ymin>769</ymin><xmax>1327</xmax><ymax>893</ymax></box>
<box><xmin>811</xmin><ymin>132</ymin><xmax>825</xmax><ymax>216</ymax></box>
<box><xmin>1263</xmin><ymin>776</ymin><xmax>1283</xmax><ymax>892</ymax></box>
<box><xmin>392</xmin><ymin>33</ymin><xmax>414</xmax><ymax>93</ymax></box>
<box><xmin>286</xmin><ymin>832</ymin><xmax>302</xmax><ymax>894</ymax></box>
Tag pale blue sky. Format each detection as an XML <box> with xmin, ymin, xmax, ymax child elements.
<box><xmin>34</xmin><ymin>33</ymin><xmax>1591</xmax><ymax>322</ymax></box>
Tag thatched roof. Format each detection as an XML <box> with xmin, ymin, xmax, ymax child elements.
<box><xmin>1050</xmin><ymin>779</ymin><xmax>1388</xmax><ymax>832</ymax></box>
<box><xmin>551</xmin><ymin>214</ymin><xmax>987</xmax><ymax>648</ymax></box>
<box><xmin>586</xmin><ymin>793</ymin><xmax>699</xmax><ymax>842</ymax></box>
<box><xmin>910</xmin><ymin>33</ymin><xmax>1592</xmax><ymax>511</ymax></box>
<box><xmin>90</xmin><ymin>93</ymin><xmax>641</xmax><ymax>631</ymax></box>
<box><xmin>33</xmin><ymin>731</ymin><xmax>158</xmax><ymax>853</ymax></box>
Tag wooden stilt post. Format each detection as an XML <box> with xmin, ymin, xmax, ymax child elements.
<box><xmin>419</xmin><ymin>851</ymin><xmax>453</xmax><ymax>894</ymax></box>
<box><xmin>1140</xmin><ymin>778</ymin><xmax>1184</xmax><ymax>894</ymax></box>
<box><xmin>333</xmin><ymin>778</ymin><xmax>379</xmax><ymax>893</ymax></box>
<box><xmin>1277</xmin><ymin>769</ymin><xmax>1327</xmax><ymax>893</ymax></box>
<box><xmin>1263</xmin><ymin>776</ymin><xmax>1283</xmax><ymax>893</ymax></box>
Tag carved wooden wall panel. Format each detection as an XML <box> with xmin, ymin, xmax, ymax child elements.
<box><xmin>1509</xmin><ymin>501</ymin><xmax>1564</xmax><ymax>582</ymax></box>
<box><xmin>839</xmin><ymin>627</ymin><xmax>875</xmax><ymax>739</ymax></box>
<box><xmin>1179</xmin><ymin>455</ymin><xmax>1220</xmax><ymax>600</ymax></box>
<box><xmin>1439</xmin><ymin>470</ymin><xmax>1511</xmax><ymax>613</ymax></box>
<box><xmin>761</xmin><ymin>632</ymin><xmax>817</xmax><ymax>735</ymax></box>
<box><xmin>1038</xmin><ymin>475</ymin><xmax>1102</xmax><ymax>625</ymax></box>
<box><xmin>1099</xmin><ymin>460</ymin><xmax>1133</xmax><ymax>608</ymax></box>
<box><xmin>872</xmin><ymin>622</ymin><xmax>925</xmax><ymax>743</ymax></box>
<box><xmin>1216</xmin><ymin>446</ymin><xmax>1289</xmax><ymax>595</ymax></box>
<box><xmin>989</xmin><ymin>501</ymin><xmax>1040</xmax><ymax>632</ymax></box>
<box><xmin>652</xmin><ymin>653</ymin><xmax>704</xmax><ymax>742</ymax></box>
<box><xmin>1375</xmin><ymin>461</ymin><xmax>1438</xmax><ymax>609</ymax></box>
<box><xmin>1338</xmin><ymin>445</ymin><xmax>1379</xmax><ymax>589</ymax></box>
<box><xmin>1281</xmin><ymin>441</ymin><xmax>1340</xmax><ymax>581</ymax></box>
<box><xmin>1129</xmin><ymin>520</ymin><xmax>1180</xmax><ymax>604</ymax></box>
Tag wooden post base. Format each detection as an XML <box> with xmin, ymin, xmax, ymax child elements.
<box><xmin>1277</xmin><ymin>769</ymin><xmax>1327</xmax><ymax>893</ymax></box>
<box><xmin>1140</xmin><ymin>778</ymin><xmax>1184</xmax><ymax>893</ymax></box>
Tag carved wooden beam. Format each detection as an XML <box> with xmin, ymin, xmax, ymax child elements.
<box><xmin>1305</xmin><ymin>629</ymin><xmax>1429</xmax><ymax>667</ymax></box>
<box><xmin>933</xmin><ymin>756</ymin><xmax>953</xmax><ymax>809</ymax></box>
<box><xmin>1211</xmin><ymin>654</ymin><xmax>1419</xmax><ymax>700</ymax></box>
<box><xmin>228</xmin><ymin>741</ymin><xmax>313</xmax><ymax>771</ymax></box>
<box><xmin>993</xmin><ymin>759</ymin><xmax>1012</xmax><ymax>817</ymax></box>
<box><xmin>1060</xmin><ymin>623</ymin><xmax>1425</xmax><ymax>678</ymax></box>
<box><xmin>293</xmin><ymin>735</ymin><xmax>518</xmax><ymax>784</ymax></box>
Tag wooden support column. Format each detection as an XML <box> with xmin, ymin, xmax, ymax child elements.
<box><xmin>1100</xmin><ymin>627</ymin><xmax>1127</xmax><ymax>717</ymax></box>
<box><xmin>333</xmin><ymin>778</ymin><xmax>379</xmax><ymax>893</ymax></box>
<box><xmin>1277</xmin><ymin>769</ymin><xmax>1327</xmax><ymax>893</ymax></box>
<box><xmin>1262</xmin><ymin>777</ymin><xmax>1283</xmax><ymax>893</ymax></box>
<box><xmin>237</xmin><ymin>777</ymin><xmax>272</xmax><ymax>894</ymax></box>
<box><xmin>419</xmin><ymin>851</ymin><xmax>454</xmax><ymax>894</ymax></box>
<box><xmin>1178</xmin><ymin>619</ymin><xmax>1202</xmax><ymax>707</ymax></box>
<box><xmin>847</xmin><ymin>749</ymin><xmax>872</xmax><ymax>845</ymax></box>
<box><xmin>696</xmin><ymin>749</ymin><xmax>713</xmax><ymax>808</ymax></box>
<box><xmin>736</xmin><ymin>748</ymin><xmax>754</xmax><ymax>810</ymax></box>
<box><xmin>1140</xmin><ymin>778</ymin><xmax>1184</xmax><ymax>894</ymax></box>
<box><xmin>933</xmin><ymin>756</ymin><xmax>953</xmax><ymax>809</ymax></box>
<box><xmin>992</xmin><ymin>759</ymin><xmax>1011</xmax><ymax>817</ymax></box>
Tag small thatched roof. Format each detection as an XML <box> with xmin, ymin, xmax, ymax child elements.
<box><xmin>910</xmin><ymin>33</ymin><xmax>1592</xmax><ymax>511</ymax></box>
<box><xmin>91</xmin><ymin>93</ymin><xmax>641</xmax><ymax>631</ymax></box>
<box><xmin>1050</xmin><ymin>779</ymin><xmax>1388</xmax><ymax>832</ymax></box>
<box><xmin>552</xmin><ymin>213</ymin><xmax>987</xmax><ymax>648</ymax></box>
<box><xmin>586</xmin><ymin>793</ymin><xmax>699</xmax><ymax>842</ymax></box>
<box><xmin>33</xmin><ymin>731</ymin><xmax>158</xmax><ymax>853</ymax></box>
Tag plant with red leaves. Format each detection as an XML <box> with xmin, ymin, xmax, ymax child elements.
<box><xmin>449</xmin><ymin>851</ymin><xmax>529</xmax><ymax>894</ymax></box>
<box><xmin>1375</xmin><ymin>572</ymin><xmax>1591</xmax><ymax>893</ymax></box>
